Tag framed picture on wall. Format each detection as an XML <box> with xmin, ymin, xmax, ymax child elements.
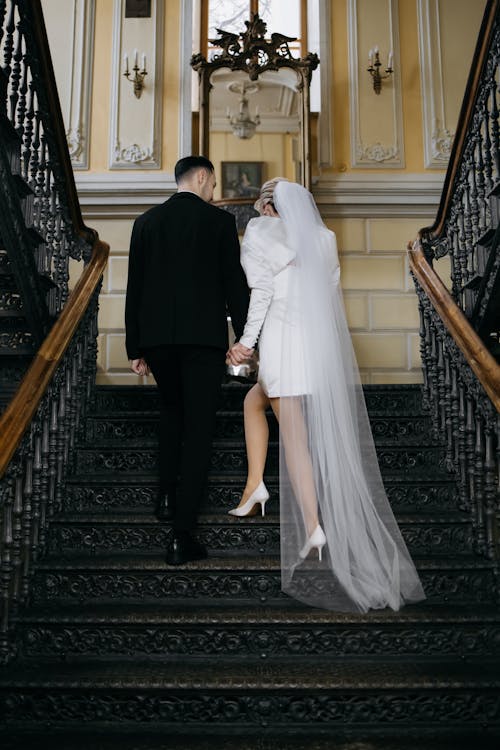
<box><xmin>221</xmin><ymin>162</ymin><xmax>264</xmax><ymax>199</ymax></box>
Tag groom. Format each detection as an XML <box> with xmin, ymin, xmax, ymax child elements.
<box><xmin>125</xmin><ymin>156</ymin><xmax>249</xmax><ymax>564</ymax></box>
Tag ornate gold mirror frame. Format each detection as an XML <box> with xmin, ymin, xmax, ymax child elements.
<box><xmin>191</xmin><ymin>13</ymin><xmax>319</xmax><ymax>190</ymax></box>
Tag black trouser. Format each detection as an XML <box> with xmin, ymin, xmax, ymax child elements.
<box><xmin>144</xmin><ymin>345</ymin><xmax>225</xmax><ymax>532</ymax></box>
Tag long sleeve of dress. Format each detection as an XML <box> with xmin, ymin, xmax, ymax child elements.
<box><xmin>239</xmin><ymin>243</ymin><xmax>274</xmax><ymax>350</ymax></box>
<box><xmin>323</xmin><ymin>229</ymin><xmax>341</xmax><ymax>287</ymax></box>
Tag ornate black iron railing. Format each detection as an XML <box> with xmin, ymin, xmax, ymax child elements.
<box><xmin>0</xmin><ymin>0</ymin><xmax>93</xmax><ymax>320</ymax></box>
<box><xmin>0</xmin><ymin>0</ymin><xmax>108</xmax><ymax>663</ymax></box>
<box><xmin>410</xmin><ymin>0</ymin><xmax>500</xmax><ymax>581</ymax></box>
<box><xmin>409</xmin><ymin>248</ymin><xmax>500</xmax><ymax>563</ymax></box>
<box><xmin>420</xmin><ymin>0</ymin><xmax>500</xmax><ymax>343</ymax></box>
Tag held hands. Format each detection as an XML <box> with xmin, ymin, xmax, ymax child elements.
<box><xmin>130</xmin><ymin>358</ymin><xmax>150</xmax><ymax>376</ymax></box>
<box><xmin>226</xmin><ymin>342</ymin><xmax>254</xmax><ymax>366</ymax></box>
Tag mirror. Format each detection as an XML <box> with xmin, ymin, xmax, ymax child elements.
<box><xmin>208</xmin><ymin>68</ymin><xmax>302</xmax><ymax>201</ymax></box>
<box><xmin>191</xmin><ymin>13</ymin><xmax>318</xmax><ymax>198</ymax></box>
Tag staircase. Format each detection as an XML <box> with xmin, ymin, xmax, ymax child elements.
<box><xmin>2</xmin><ymin>383</ymin><xmax>500</xmax><ymax>747</ymax></box>
<box><xmin>1</xmin><ymin>0</ymin><xmax>500</xmax><ymax>747</ymax></box>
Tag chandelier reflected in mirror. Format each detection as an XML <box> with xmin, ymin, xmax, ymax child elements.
<box><xmin>226</xmin><ymin>80</ymin><xmax>260</xmax><ymax>139</ymax></box>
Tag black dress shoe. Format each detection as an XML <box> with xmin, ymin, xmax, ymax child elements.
<box><xmin>166</xmin><ymin>531</ymin><xmax>208</xmax><ymax>565</ymax></box>
<box><xmin>156</xmin><ymin>491</ymin><xmax>175</xmax><ymax>521</ymax></box>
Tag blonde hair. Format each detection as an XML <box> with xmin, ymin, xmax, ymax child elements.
<box><xmin>253</xmin><ymin>177</ymin><xmax>289</xmax><ymax>214</ymax></box>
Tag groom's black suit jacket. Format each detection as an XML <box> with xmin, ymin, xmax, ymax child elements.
<box><xmin>125</xmin><ymin>192</ymin><xmax>249</xmax><ymax>360</ymax></box>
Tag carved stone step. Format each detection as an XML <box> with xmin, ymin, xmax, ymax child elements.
<box><xmin>0</xmin><ymin>316</ymin><xmax>35</xmax><ymax>354</ymax></box>
<box><xmin>14</xmin><ymin>601</ymin><xmax>500</xmax><ymax>661</ymax></box>
<box><xmin>0</xmin><ymin>274</ymin><xmax>23</xmax><ymax>314</ymax></box>
<box><xmin>31</xmin><ymin>554</ymin><xmax>496</xmax><ymax>606</ymax></box>
<box><xmin>84</xmin><ymin>411</ymin><xmax>438</xmax><ymax>446</ymax></box>
<box><xmin>46</xmin><ymin>513</ymin><xmax>473</xmax><ymax>557</ymax></box>
<box><xmin>93</xmin><ymin>384</ymin><xmax>427</xmax><ymax>418</ymax></box>
<box><xmin>1</xmin><ymin>658</ymin><xmax>499</xmax><ymax>736</ymax></box>
<box><xmin>3</xmin><ymin>734</ymin><xmax>500</xmax><ymax>750</ymax></box>
<box><xmin>74</xmin><ymin>443</ymin><xmax>449</xmax><ymax>477</ymax></box>
<box><xmin>65</xmin><ymin>475</ymin><xmax>459</xmax><ymax>514</ymax></box>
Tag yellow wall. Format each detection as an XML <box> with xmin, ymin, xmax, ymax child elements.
<box><xmin>90</xmin><ymin>0</ymin><xmax>113</xmax><ymax>171</ymax></box>
<box><xmin>328</xmin><ymin>0</ymin><xmax>483</xmax><ymax>174</ymax></box>
<box><xmin>42</xmin><ymin>0</ymin><xmax>486</xmax><ymax>385</ymax></box>
<box><xmin>210</xmin><ymin>131</ymin><xmax>296</xmax><ymax>200</ymax></box>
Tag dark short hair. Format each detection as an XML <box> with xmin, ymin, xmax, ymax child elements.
<box><xmin>175</xmin><ymin>156</ymin><xmax>214</xmax><ymax>184</ymax></box>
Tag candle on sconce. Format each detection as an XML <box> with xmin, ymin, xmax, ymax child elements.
<box><xmin>133</xmin><ymin>48</ymin><xmax>138</xmax><ymax>68</ymax></box>
<box><xmin>142</xmin><ymin>53</ymin><xmax>146</xmax><ymax>71</ymax></box>
<box><xmin>374</xmin><ymin>45</ymin><xmax>379</xmax><ymax>55</ymax></box>
<box><xmin>368</xmin><ymin>48</ymin><xmax>373</xmax><ymax>66</ymax></box>
<box><xmin>387</xmin><ymin>50</ymin><xmax>393</xmax><ymax>69</ymax></box>
<box><xmin>124</xmin><ymin>52</ymin><xmax>129</xmax><ymax>74</ymax></box>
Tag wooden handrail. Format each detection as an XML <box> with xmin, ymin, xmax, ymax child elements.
<box><xmin>408</xmin><ymin>239</ymin><xmax>500</xmax><ymax>412</ymax></box>
<box><xmin>424</xmin><ymin>0</ymin><xmax>499</xmax><ymax>240</ymax></box>
<box><xmin>0</xmin><ymin>238</ymin><xmax>109</xmax><ymax>478</ymax></box>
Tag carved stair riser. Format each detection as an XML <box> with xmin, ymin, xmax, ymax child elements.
<box><xmin>93</xmin><ymin>385</ymin><xmax>427</xmax><ymax>416</ymax></box>
<box><xmin>30</xmin><ymin>566</ymin><xmax>496</xmax><ymax>606</ymax></box>
<box><xmin>84</xmin><ymin>414</ymin><xmax>437</xmax><ymax>446</ymax></box>
<box><xmin>1</xmin><ymin>688</ymin><xmax>499</xmax><ymax>730</ymax></box>
<box><xmin>16</xmin><ymin>620</ymin><xmax>500</xmax><ymax>659</ymax></box>
<box><xmin>2</xmin><ymin>733</ymin><xmax>500</xmax><ymax>750</ymax></box>
<box><xmin>46</xmin><ymin>520</ymin><xmax>474</xmax><ymax>557</ymax></box>
<box><xmin>64</xmin><ymin>480</ymin><xmax>460</xmax><ymax>514</ymax></box>
<box><xmin>74</xmin><ymin>446</ymin><xmax>449</xmax><ymax>476</ymax></box>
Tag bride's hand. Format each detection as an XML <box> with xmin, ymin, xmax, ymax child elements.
<box><xmin>228</xmin><ymin>342</ymin><xmax>254</xmax><ymax>365</ymax></box>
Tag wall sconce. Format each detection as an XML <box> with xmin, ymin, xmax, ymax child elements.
<box><xmin>367</xmin><ymin>47</ymin><xmax>393</xmax><ymax>94</ymax></box>
<box><xmin>123</xmin><ymin>49</ymin><xmax>148</xmax><ymax>98</ymax></box>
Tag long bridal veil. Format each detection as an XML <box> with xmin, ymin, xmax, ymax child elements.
<box><xmin>273</xmin><ymin>181</ymin><xmax>425</xmax><ymax>612</ymax></box>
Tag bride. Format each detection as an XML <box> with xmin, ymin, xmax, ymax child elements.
<box><xmin>227</xmin><ymin>178</ymin><xmax>425</xmax><ymax>612</ymax></box>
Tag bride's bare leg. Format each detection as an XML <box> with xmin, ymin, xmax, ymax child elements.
<box><xmin>237</xmin><ymin>383</ymin><xmax>270</xmax><ymax>508</ymax></box>
<box><xmin>270</xmin><ymin>396</ymin><xmax>319</xmax><ymax>536</ymax></box>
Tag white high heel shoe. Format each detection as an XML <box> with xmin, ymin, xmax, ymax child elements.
<box><xmin>299</xmin><ymin>525</ymin><xmax>327</xmax><ymax>561</ymax></box>
<box><xmin>228</xmin><ymin>481</ymin><xmax>270</xmax><ymax>517</ymax></box>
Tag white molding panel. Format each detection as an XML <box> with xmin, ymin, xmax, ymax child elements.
<box><xmin>179</xmin><ymin>0</ymin><xmax>193</xmax><ymax>158</ymax></box>
<box><xmin>318</xmin><ymin>0</ymin><xmax>333</xmax><ymax>169</ymax></box>
<box><xmin>42</xmin><ymin>0</ymin><xmax>95</xmax><ymax>169</ymax></box>
<box><xmin>109</xmin><ymin>0</ymin><xmax>164</xmax><ymax>169</ymax></box>
<box><xmin>417</xmin><ymin>0</ymin><xmax>452</xmax><ymax>168</ymax></box>
<box><xmin>417</xmin><ymin>0</ymin><xmax>485</xmax><ymax>169</ymax></box>
<box><xmin>347</xmin><ymin>0</ymin><xmax>404</xmax><ymax>169</ymax></box>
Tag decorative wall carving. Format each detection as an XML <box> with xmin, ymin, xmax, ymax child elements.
<box><xmin>109</xmin><ymin>0</ymin><xmax>164</xmax><ymax>169</ymax></box>
<box><xmin>347</xmin><ymin>0</ymin><xmax>404</xmax><ymax>168</ymax></box>
<box><xmin>417</xmin><ymin>0</ymin><xmax>484</xmax><ymax>169</ymax></box>
<box><xmin>41</xmin><ymin>0</ymin><xmax>95</xmax><ymax>169</ymax></box>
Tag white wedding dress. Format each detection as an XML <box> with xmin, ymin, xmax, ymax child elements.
<box><xmin>238</xmin><ymin>182</ymin><xmax>426</xmax><ymax>613</ymax></box>
<box><xmin>239</xmin><ymin>214</ymin><xmax>339</xmax><ymax>395</ymax></box>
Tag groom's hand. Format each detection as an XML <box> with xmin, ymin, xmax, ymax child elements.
<box><xmin>227</xmin><ymin>342</ymin><xmax>254</xmax><ymax>365</ymax></box>
<box><xmin>130</xmin><ymin>358</ymin><xmax>150</xmax><ymax>376</ymax></box>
